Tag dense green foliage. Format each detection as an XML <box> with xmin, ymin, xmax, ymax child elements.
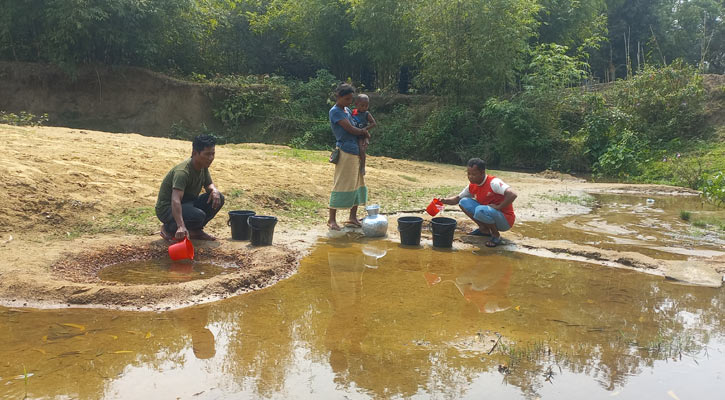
<box><xmin>702</xmin><ymin>172</ymin><xmax>725</xmax><ymax>206</ymax></box>
<box><xmin>3</xmin><ymin>0</ymin><xmax>724</xmax><ymax>87</ymax></box>
<box><xmin>1</xmin><ymin>0</ymin><xmax>723</xmax><ymax>197</ymax></box>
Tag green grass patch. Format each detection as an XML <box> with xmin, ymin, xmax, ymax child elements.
<box><xmin>287</xmin><ymin>196</ymin><xmax>325</xmax><ymax>218</ymax></box>
<box><xmin>637</xmin><ymin>141</ymin><xmax>725</xmax><ymax>189</ymax></box>
<box><xmin>62</xmin><ymin>206</ymin><xmax>157</xmax><ymax>239</ymax></box>
<box><xmin>259</xmin><ymin>192</ymin><xmax>326</xmax><ymax>226</ymax></box>
<box><xmin>374</xmin><ymin>186</ymin><xmax>460</xmax><ymax>212</ymax></box>
<box><xmin>680</xmin><ymin>210</ymin><xmax>691</xmax><ymax>221</ymax></box>
<box><xmin>399</xmin><ymin>174</ymin><xmax>420</xmax><ymax>182</ymax></box>
<box><xmin>691</xmin><ymin>216</ymin><xmax>725</xmax><ymax>231</ymax></box>
<box><xmin>272</xmin><ymin>148</ymin><xmax>328</xmax><ymax>163</ymax></box>
<box><xmin>110</xmin><ymin>207</ymin><xmax>157</xmax><ymax>234</ymax></box>
<box><xmin>62</xmin><ymin>221</ymin><xmax>108</xmax><ymax>239</ymax></box>
<box><xmin>227</xmin><ymin>188</ymin><xmax>245</xmax><ymax>199</ymax></box>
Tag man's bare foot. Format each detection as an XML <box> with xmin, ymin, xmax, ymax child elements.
<box><xmin>345</xmin><ymin>219</ymin><xmax>362</xmax><ymax>227</ymax></box>
<box><xmin>188</xmin><ymin>230</ymin><xmax>217</xmax><ymax>241</ymax></box>
<box><xmin>159</xmin><ymin>225</ymin><xmax>173</xmax><ymax>241</ymax></box>
<box><xmin>327</xmin><ymin>221</ymin><xmax>342</xmax><ymax>231</ymax></box>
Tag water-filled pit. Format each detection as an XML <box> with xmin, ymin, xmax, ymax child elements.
<box><xmin>98</xmin><ymin>258</ymin><xmax>231</xmax><ymax>284</ymax></box>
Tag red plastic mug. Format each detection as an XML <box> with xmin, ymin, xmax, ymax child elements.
<box><xmin>168</xmin><ymin>237</ymin><xmax>194</xmax><ymax>261</ymax></box>
<box><xmin>426</xmin><ymin>198</ymin><xmax>444</xmax><ymax>216</ymax></box>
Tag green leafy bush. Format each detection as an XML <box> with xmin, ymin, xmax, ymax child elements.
<box><xmin>419</xmin><ymin>106</ymin><xmax>479</xmax><ymax>163</ymax></box>
<box><xmin>367</xmin><ymin>105</ymin><xmax>418</xmax><ymax>160</ymax></box>
<box><xmin>594</xmin><ymin>129</ymin><xmax>647</xmax><ymax>178</ymax></box>
<box><xmin>0</xmin><ymin>111</ymin><xmax>49</xmax><ymax>126</ymax></box>
<box><xmin>213</xmin><ymin>70</ymin><xmax>338</xmax><ymax>146</ymax></box>
<box><xmin>480</xmin><ymin>98</ymin><xmax>551</xmax><ymax>169</ymax></box>
<box><xmin>613</xmin><ymin>61</ymin><xmax>707</xmax><ymax>145</ymax></box>
<box><xmin>213</xmin><ymin>75</ymin><xmax>290</xmax><ymax>127</ymax></box>
<box><xmin>701</xmin><ymin>172</ymin><xmax>725</xmax><ymax>206</ymax></box>
<box><xmin>288</xmin><ymin>122</ymin><xmax>333</xmax><ymax>150</ymax></box>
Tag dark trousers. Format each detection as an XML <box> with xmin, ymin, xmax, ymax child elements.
<box><xmin>158</xmin><ymin>192</ymin><xmax>225</xmax><ymax>233</ymax></box>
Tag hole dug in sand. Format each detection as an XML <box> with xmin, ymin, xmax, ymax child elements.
<box><xmin>47</xmin><ymin>243</ymin><xmax>301</xmax><ymax>310</ymax></box>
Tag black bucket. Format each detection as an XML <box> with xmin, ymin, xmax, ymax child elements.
<box><xmin>398</xmin><ymin>216</ymin><xmax>423</xmax><ymax>246</ymax></box>
<box><xmin>431</xmin><ymin>217</ymin><xmax>457</xmax><ymax>248</ymax></box>
<box><xmin>249</xmin><ymin>216</ymin><xmax>278</xmax><ymax>246</ymax></box>
<box><xmin>228</xmin><ymin>210</ymin><xmax>256</xmax><ymax>240</ymax></box>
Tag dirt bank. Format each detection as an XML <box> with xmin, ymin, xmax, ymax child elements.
<box><xmin>0</xmin><ymin>61</ymin><xmax>225</xmax><ymax>136</ymax></box>
<box><xmin>0</xmin><ymin>124</ymin><xmax>720</xmax><ymax>310</ymax></box>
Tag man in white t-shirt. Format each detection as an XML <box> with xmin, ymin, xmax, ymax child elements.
<box><xmin>440</xmin><ymin>158</ymin><xmax>517</xmax><ymax>247</ymax></box>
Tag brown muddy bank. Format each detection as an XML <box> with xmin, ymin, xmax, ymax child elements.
<box><xmin>1</xmin><ymin>124</ymin><xmax>723</xmax><ymax>310</ymax></box>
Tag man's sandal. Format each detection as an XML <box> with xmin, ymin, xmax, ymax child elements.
<box><xmin>159</xmin><ymin>226</ymin><xmax>173</xmax><ymax>241</ymax></box>
<box><xmin>469</xmin><ymin>228</ymin><xmax>491</xmax><ymax>237</ymax></box>
<box><xmin>485</xmin><ymin>236</ymin><xmax>502</xmax><ymax>247</ymax></box>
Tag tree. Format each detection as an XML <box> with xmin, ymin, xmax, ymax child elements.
<box><xmin>655</xmin><ymin>0</ymin><xmax>725</xmax><ymax>73</ymax></box>
<box><xmin>344</xmin><ymin>0</ymin><xmax>417</xmax><ymax>90</ymax></box>
<box><xmin>536</xmin><ymin>0</ymin><xmax>607</xmax><ymax>50</ymax></box>
<box><xmin>248</xmin><ymin>0</ymin><xmax>358</xmax><ymax>80</ymax></box>
<box><xmin>414</xmin><ymin>0</ymin><xmax>540</xmax><ymax>100</ymax></box>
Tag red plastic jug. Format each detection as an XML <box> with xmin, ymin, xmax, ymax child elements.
<box><xmin>168</xmin><ymin>237</ymin><xmax>194</xmax><ymax>261</ymax></box>
<box><xmin>426</xmin><ymin>198</ymin><xmax>444</xmax><ymax>216</ymax></box>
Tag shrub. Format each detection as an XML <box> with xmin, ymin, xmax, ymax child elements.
<box><xmin>550</xmin><ymin>135</ymin><xmax>590</xmax><ymax>172</ymax></box>
<box><xmin>288</xmin><ymin>121</ymin><xmax>333</xmax><ymax>150</ymax></box>
<box><xmin>367</xmin><ymin>105</ymin><xmax>418</xmax><ymax>160</ymax></box>
<box><xmin>594</xmin><ymin>129</ymin><xmax>647</xmax><ymax>178</ymax></box>
<box><xmin>701</xmin><ymin>171</ymin><xmax>725</xmax><ymax>206</ymax></box>
<box><xmin>213</xmin><ymin>76</ymin><xmax>290</xmax><ymax>127</ymax></box>
<box><xmin>480</xmin><ymin>98</ymin><xmax>552</xmax><ymax>169</ymax></box>
<box><xmin>419</xmin><ymin>106</ymin><xmax>479</xmax><ymax>163</ymax></box>
<box><xmin>613</xmin><ymin>60</ymin><xmax>707</xmax><ymax>145</ymax></box>
<box><xmin>0</xmin><ymin>111</ymin><xmax>49</xmax><ymax>126</ymax></box>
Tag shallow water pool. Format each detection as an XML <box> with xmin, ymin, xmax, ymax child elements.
<box><xmin>98</xmin><ymin>258</ymin><xmax>229</xmax><ymax>284</ymax></box>
<box><xmin>516</xmin><ymin>193</ymin><xmax>725</xmax><ymax>260</ymax></box>
<box><xmin>1</xmin><ymin>240</ymin><xmax>723</xmax><ymax>399</ymax></box>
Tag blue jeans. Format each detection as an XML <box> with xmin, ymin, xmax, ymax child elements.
<box><xmin>459</xmin><ymin>197</ymin><xmax>511</xmax><ymax>232</ymax></box>
<box><xmin>157</xmin><ymin>192</ymin><xmax>225</xmax><ymax>233</ymax></box>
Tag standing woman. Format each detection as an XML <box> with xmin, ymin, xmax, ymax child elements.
<box><xmin>328</xmin><ymin>83</ymin><xmax>370</xmax><ymax>230</ymax></box>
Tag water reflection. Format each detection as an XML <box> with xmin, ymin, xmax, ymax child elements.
<box><xmin>98</xmin><ymin>258</ymin><xmax>225</xmax><ymax>284</ymax></box>
<box><xmin>326</xmin><ymin>248</ymin><xmax>367</xmax><ymax>375</ymax></box>
<box><xmin>1</xmin><ymin>240</ymin><xmax>724</xmax><ymax>399</ymax></box>
<box><xmin>180</xmin><ymin>306</ymin><xmax>216</xmax><ymax>359</ymax></box>
<box><xmin>424</xmin><ymin>249</ymin><xmax>512</xmax><ymax>313</ymax></box>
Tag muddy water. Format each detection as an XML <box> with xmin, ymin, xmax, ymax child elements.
<box><xmin>517</xmin><ymin>194</ymin><xmax>725</xmax><ymax>260</ymax></box>
<box><xmin>98</xmin><ymin>258</ymin><xmax>229</xmax><ymax>284</ymax></box>
<box><xmin>2</xmin><ymin>240</ymin><xmax>724</xmax><ymax>399</ymax></box>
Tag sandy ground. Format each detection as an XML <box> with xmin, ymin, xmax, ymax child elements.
<box><xmin>0</xmin><ymin>124</ymin><xmax>719</xmax><ymax>310</ymax></box>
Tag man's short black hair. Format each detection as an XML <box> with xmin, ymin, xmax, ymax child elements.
<box><xmin>193</xmin><ymin>134</ymin><xmax>216</xmax><ymax>153</ymax></box>
<box><xmin>467</xmin><ymin>158</ymin><xmax>486</xmax><ymax>171</ymax></box>
<box><xmin>335</xmin><ymin>83</ymin><xmax>355</xmax><ymax>97</ymax></box>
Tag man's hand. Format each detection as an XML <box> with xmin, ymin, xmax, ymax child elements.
<box><xmin>490</xmin><ymin>203</ymin><xmax>501</xmax><ymax>211</ymax></box>
<box><xmin>175</xmin><ymin>225</ymin><xmax>188</xmax><ymax>241</ymax></box>
<box><xmin>439</xmin><ymin>196</ymin><xmax>459</xmax><ymax>206</ymax></box>
<box><xmin>208</xmin><ymin>188</ymin><xmax>222</xmax><ymax>210</ymax></box>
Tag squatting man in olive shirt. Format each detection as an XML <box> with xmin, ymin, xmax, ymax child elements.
<box><xmin>156</xmin><ymin>134</ymin><xmax>224</xmax><ymax>241</ymax></box>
